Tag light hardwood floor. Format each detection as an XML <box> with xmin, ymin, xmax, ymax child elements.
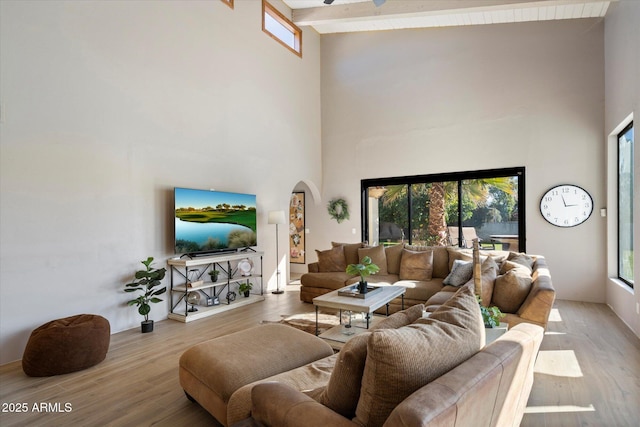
<box><xmin>1</xmin><ymin>285</ymin><xmax>638</xmax><ymax>427</ymax></box>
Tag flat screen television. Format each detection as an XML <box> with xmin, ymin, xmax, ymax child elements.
<box><xmin>174</xmin><ymin>187</ymin><xmax>257</xmax><ymax>256</ymax></box>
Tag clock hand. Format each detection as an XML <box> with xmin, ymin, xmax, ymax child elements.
<box><xmin>561</xmin><ymin>194</ymin><xmax>579</xmax><ymax>207</ymax></box>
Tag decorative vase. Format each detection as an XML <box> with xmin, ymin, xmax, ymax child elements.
<box><xmin>358</xmin><ymin>281</ymin><xmax>368</xmax><ymax>294</ymax></box>
<box><xmin>341</xmin><ymin>311</ymin><xmax>354</xmax><ymax>335</ymax></box>
<box><xmin>141</xmin><ymin>320</ymin><xmax>154</xmax><ymax>333</ymax></box>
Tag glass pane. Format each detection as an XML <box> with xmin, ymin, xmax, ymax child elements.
<box><xmin>460</xmin><ymin>176</ymin><xmax>519</xmax><ymax>251</ymax></box>
<box><xmin>412</xmin><ymin>182</ymin><xmax>457</xmax><ymax>246</ymax></box>
<box><xmin>618</xmin><ymin>124</ymin><xmax>634</xmax><ymax>286</ymax></box>
<box><xmin>368</xmin><ymin>185</ymin><xmax>408</xmax><ymax>246</ymax></box>
<box><xmin>265</xmin><ymin>13</ymin><xmax>295</xmax><ymax>50</ymax></box>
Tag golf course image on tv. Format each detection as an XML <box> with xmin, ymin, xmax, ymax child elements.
<box><xmin>174</xmin><ymin>187</ymin><xmax>257</xmax><ymax>255</ymax></box>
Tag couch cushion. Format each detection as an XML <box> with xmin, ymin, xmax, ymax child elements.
<box><xmin>398</xmin><ymin>279</ymin><xmax>444</xmax><ymax>302</ymax></box>
<box><xmin>385</xmin><ymin>243</ymin><xmax>404</xmax><ymax>275</ymax></box>
<box><xmin>406</xmin><ymin>245</ymin><xmax>449</xmax><ymax>278</ymax></box>
<box><xmin>354</xmin><ymin>284</ymin><xmax>484</xmax><ymax>427</ymax></box>
<box><xmin>374</xmin><ymin>303</ymin><xmax>425</xmax><ymax>330</ymax></box>
<box><xmin>443</xmin><ymin>259</ymin><xmax>473</xmax><ymax>286</ymax></box>
<box><xmin>359</xmin><ymin>274</ymin><xmax>398</xmax><ymax>286</ymax></box>
<box><xmin>399</xmin><ymin>249</ymin><xmax>433</xmax><ymax>281</ymax></box>
<box><xmin>446</xmin><ymin>247</ymin><xmax>474</xmax><ymax>271</ymax></box>
<box><xmin>316</xmin><ymin>333</ymin><xmax>370</xmax><ymax>418</ymax></box>
<box><xmin>357</xmin><ymin>245</ymin><xmax>388</xmax><ymax>275</ymax></box>
<box><xmin>316</xmin><ymin>246</ymin><xmax>347</xmax><ymax>272</ymax></box>
<box><xmin>508</xmin><ymin>251</ymin><xmax>535</xmax><ymax>270</ymax></box>
<box><xmin>463</xmin><ymin>255</ymin><xmax>499</xmax><ymax>307</ymax></box>
<box><xmin>492</xmin><ymin>266</ymin><xmax>532</xmax><ymax>313</ymax></box>
<box><xmin>500</xmin><ymin>259</ymin><xmax>531</xmax><ymax>275</ymax></box>
<box><xmin>300</xmin><ymin>272</ymin><xmax>355</xmax><ymax>290</ymax></box>
<box><xmin>227</xmin><ymin>353</ymin><xmax>338</xmax><ymax>426</ymax></box>
<box><xmin>332</xmin><ymin>242</ymin><xmax>364</xmax><ymax>266</ymax></box>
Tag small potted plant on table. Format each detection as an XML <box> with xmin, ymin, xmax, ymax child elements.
<box><xmin>124</xmin><ymin>257</ymin><xmax>167</xmax><ymax>333</ymax></box>
<box><xmin>346</xmin><ymin>256</ymin><xmax>380</xmax><ymax>294</ymax></box>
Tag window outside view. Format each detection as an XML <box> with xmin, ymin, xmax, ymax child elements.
<box><xmin>365</xmin><ymin>171</ymin><xmax>522</xmax><ymax>252</ymax></box>
<box><xmin>618</xmin><ymin>123</ymin><xmax>634</xmax><ymax>288</ymax></box>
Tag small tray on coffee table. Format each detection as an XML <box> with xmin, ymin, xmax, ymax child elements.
<box><xmin>338</xmin><ymin>284</ymin><xmax>382</xmax><ymax>299</ymax></box>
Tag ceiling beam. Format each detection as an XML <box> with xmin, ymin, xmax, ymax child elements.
<box><xmin>292</xmin><ymin>0</ymin><xmax>614</xmax><ymax>26</ymax></box>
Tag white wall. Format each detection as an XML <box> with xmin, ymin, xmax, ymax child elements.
<box><xmin>314</xmin><ymin>19</ymin><xmax>606</xmax><ymax>303</ymax></box>
<box><xmin>604</xmin><ymin>0</ymin><xmax>640</xmax><ymax>337</ymax></box>
<box><xmin>0</xmin><ymin>0</ymin><xmax>322</xmax><ymax>364</ymax></box>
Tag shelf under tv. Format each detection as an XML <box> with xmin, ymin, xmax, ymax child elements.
<box><xmin>167</xmin><ymin>251</ymin><xmax>264</xmax><ymax>323</ymax></box>
<box><xmin>168</xmin><ymin>295</ymin><xmax>265</xmax><ymax>323</ymax></box>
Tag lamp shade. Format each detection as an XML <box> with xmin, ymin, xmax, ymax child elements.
<box><xmin>268</xmin><ymin>210</ymin><xmax>286</xmax><ymax>225</ymax></box>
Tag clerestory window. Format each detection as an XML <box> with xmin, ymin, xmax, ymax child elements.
<box><xmin>262</xmin><ymin>0</ymin><xmax>302</xmax><ymax>57</ymax></box>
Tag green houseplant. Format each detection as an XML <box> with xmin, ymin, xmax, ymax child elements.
<box><xmin>124</xmin><ymin>257</ymin><xmax>167</xmax><ymax>333</ymax></box>
<box><xmin>238</xmin><ymin>282</ymin><xmax>253</xmax><ymax>298</ymax></box>
<box><xmin>346</xmin><ymin>256</ymin><xmax>380</xmax><ymax>294</ymax></box>
<box><xmin>477</xmin><ymin>296</ymin><xmax>505</xmax><ymax>328</ymax></box>
<box><xmin>208</xmin><ymin>268</ymin><xmax>220</xmax><ymax>283</ymax></box>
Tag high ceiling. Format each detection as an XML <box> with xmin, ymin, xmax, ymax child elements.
<box><xmin>281</xmin><ymin>0</ymin><xmax>613</xmax><ymax>34</ymax></box>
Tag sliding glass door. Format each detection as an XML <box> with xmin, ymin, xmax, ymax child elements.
<box><xmin>362</xmin><ymin>168</ymin><xmax>525</xmax><ymax>251</ymax></box>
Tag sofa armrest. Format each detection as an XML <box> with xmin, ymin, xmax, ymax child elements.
<box><xmin>308</xmin><ymin>262</ymin><xmax>320</xmax><ymax>273</ymax></box>
<box><xmin>517</xmin><ymin>257</ymin><xmax>555</xmax><ymax>328</ymax></box>
<box><xmin>250</xmin><ymin>382</ymin><xmax>358</xmax><ymax>427</ymax></box>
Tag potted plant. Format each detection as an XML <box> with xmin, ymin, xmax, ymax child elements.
<box><xmin>238</xmin><ymin>282</ymin><xmax>253</xmax><ymax>297</ymax></box>
<box><xmin>124</xmin><ymin>257</ymin><xmax>167</xmax><ymax>333</ymax></box>
<box><xmin>477</xmin><ymin>296</ymin><xmax>505</xmax><ymax>328</ymax></box>
<box><xmin>208</xmin><ymin>268</ymin><xmax>219</xmax><ymax>283</ymax></box>
<box><xmin>346</xmin><ymin>256</ymin><xmax>380</xmax><ymax>294</ymax></box>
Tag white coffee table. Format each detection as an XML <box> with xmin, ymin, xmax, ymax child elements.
<box><xmin>313</xmin><ymin>285</ymin><xmax>406</xmax><ymax>348</ymax></box>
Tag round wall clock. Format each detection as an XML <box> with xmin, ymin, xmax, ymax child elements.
<box><xmin>540</xmin><ymin>184</ymin><xmax>593</xmax><ymax>227</ymax></box>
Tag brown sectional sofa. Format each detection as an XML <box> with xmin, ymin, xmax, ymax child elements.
<box><xmin>230</xmin><ymin>285</ymin><xmax>545</xmax><ymax>427</ymax></box>
<box><xmin>301</xmin><ymin>242</ymin><xmax>555</xmax><ymax>329</ymax></box>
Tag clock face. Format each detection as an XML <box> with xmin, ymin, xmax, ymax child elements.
<box><xmin>540</xmin><ymin>184</ymin><xmax>593</xmax><ymax>227</ymax></box>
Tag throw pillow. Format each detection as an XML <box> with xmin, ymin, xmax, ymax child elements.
<box><xmin>499</xmin><ymin>260</ymin><xmax>532</xmax><ymax>275</ymax></box>
<box><xmin>446</xmin><ymin>247</ymin><xmax>473</xmax><ymax>271</ymax></box>
<box><xmin>354</xmin><ymin>284</ymin><xmax>483</xmax><ymax>427</ymax></box>
<box><xmin>443</xmin><ymin>259</ymin><xmax>473</xmax><ymax>286</ymax></box>
<box><xmin>332</xmin><ymin>242</ymin><xmax>364</xmax><ymax>266</ymax></box>
<box><xmin>492</xmin><ymin>268</ymin><xmax>532</xmax><ymax>313</ymax></box>
<box><xmin>317</xmin><ymin>332</ymin><xmax>370</xmax><ymax>418</ymax></box>
<box><xmin>357</xmin><ymin>245</ymin><xmax>388</xmax><ymax>275</ymax></box>
<box><xmin>399</xmin><ymin>249</ymin><xmax>434</xmax><ymax>281</ymax></box>
<box><xmin>316</xmin><ymin>245</ymin><xmax>346</xmax><ymax>272</ymax></box>
<box><xmin>384</xmin><ymin>243</ymin><xmax>405</xmax><ymax>275</ymax></box>
<box><xmin>508</xmin><ymin>251</ymin><xmax>535</xmax><ymax>270</ymax></box>
<box><xmin>466</xmin><ymin>256</ymin><xmax>499</xmax><ymax>307</ymax></box>
<box><xmin>374</xmin><ymin>304</ymin><xmax>425</xmax><ymax>330</ymax></box>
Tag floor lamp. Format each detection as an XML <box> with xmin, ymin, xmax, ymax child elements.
<box><xmin>268</xmin><ymin>210</ymin><xmax>286</xmax><ymax>294</ymax></box>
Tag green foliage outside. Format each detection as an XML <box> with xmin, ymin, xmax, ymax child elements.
<box><xmin>377</xmin><ymin>177</ymin><xmax>518</xmax><ymax>245</ymax></box>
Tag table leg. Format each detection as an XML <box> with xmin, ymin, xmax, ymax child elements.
<box><xmin>315</xmin><ymin>306</ymin><xmax>319</xmax><ymax>336</ymax></box>
<box><xmin>402</xmin><ymin>294</ymin><xmax>405</xmax><ymax>310</ymax></box>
